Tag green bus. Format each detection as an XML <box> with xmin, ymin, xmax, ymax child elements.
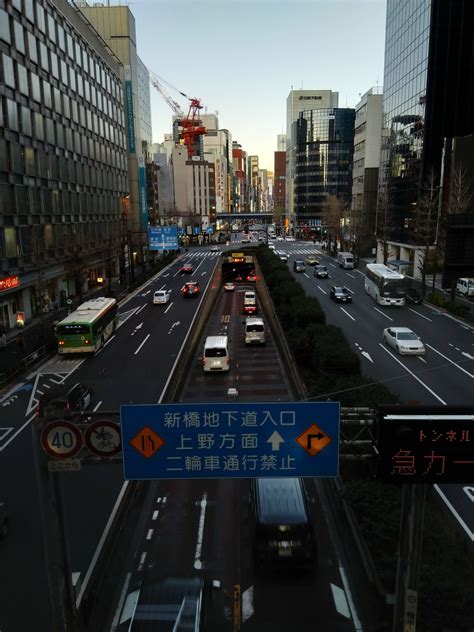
<box><xmin>56</xmin><ymin>297</ymin><xmax>118</xmax><ymax>354</ymax></box>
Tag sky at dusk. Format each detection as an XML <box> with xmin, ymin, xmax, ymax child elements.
<box><xmin>126</xmin><ymin>0</ymin><xmax>387</xmax><ymax>171</ymax></box>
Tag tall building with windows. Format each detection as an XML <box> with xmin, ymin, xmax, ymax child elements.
<box><xmin>273</xmin><ymin>150</ymin><xmax>286</xmax><ymax>221</ymax></box>
<box><xmin>286</xmin><ymin>90</ymin><xmax>339</xmax><ymax>222</ymax></box>
<box><xmin>232</xmin><ymin>141</ymin><xmax>247</xmax><ymax>214</ymax></box>
<box><xmin>78</xmin><ymin>3</ymin><xmax>152</xmax><ymax>232</ymax></box>
<box><xmin>0</xmin><ymin>0</ymin><xmax>128</xmax><ymax>329</ymax></box>
<box><xmin>247</xmin><ymin>155</ymin><xmax>259</xmax><ymax>212</ymax></box>
<box><xmin>380</xmin><ymin>0</ymin><xmax>474</xmax><ymax>254</ymax></box>
<box><xmin>351</xmin><ymin>86</ymin><xmax>383</xmax><ymax>255</ymax></box>
<box><xmin>294</xmin><ymin>108</ymin><xmax>355</xmax><ymax>227</ymax></box>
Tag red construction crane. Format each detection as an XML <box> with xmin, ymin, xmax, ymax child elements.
<box><xmin>148</xmin><ymin>70</ymin><xmax>206</xmax><ymax>158</ymax></box>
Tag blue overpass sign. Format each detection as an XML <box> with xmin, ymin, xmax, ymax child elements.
<box><xmin>148</xmin><ymin>226</ymin><xmax>178</xmax><ymax>251</ymax></box>
<box><xmin>120</xmin><ymin>402</ymin><xmax>339</xmax><ymax>480</ymax></box>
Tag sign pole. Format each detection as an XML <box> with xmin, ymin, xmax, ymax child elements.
<box><xmin>32</xmin><ymin>419</ymin><xmax>80</xmax><ymax>632</ymax></box>
<box><xmin>392</xmin><ymin>483</ymin><xmax>427</xmax><ymax>632</ymax></box>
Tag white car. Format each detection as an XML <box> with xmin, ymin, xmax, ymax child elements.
<box><xmin>383</xmin><ymin>327</ymin><xmax>426</xmax><ymax>355</ymax></box>
<box><xmin>224</xmin><ymin>282</ymin><xmax>235</xmax><ymax>291</ymax></box>
<box><xmin>285</xmin><ymin>236</ymin><xmax>296</xmax><ymax>242</ymax></box>
<box><xmin>153</xmin><ymin>289</ymin><xmax>171</xmax><ymax>304</ymax></box>
<box><xmin>210</xmin><ymin>245</ymin><xmax>218</xmax><ymax>252</ymax></box>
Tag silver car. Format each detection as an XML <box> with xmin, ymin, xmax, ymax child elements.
<box><xmin>383</xmin><ymin>327</ymin><xmax>426</xmax><ymax>355</ymax></box>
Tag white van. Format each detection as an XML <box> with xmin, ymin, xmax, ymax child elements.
<box><xmin>202</xmin><ymin>336</ymin><xmax>230</xmax><ymax>372</ymax></box>
<box><xmin>243</xmin><ymin>291</ymin><xmax>257</xmax><ymax>315</ymax></box>
<box><xmin>456</xmin><ymin>278</ymin><xmax>474</xmax><ymax>297</ymax></box>
<box><xmin>337</xmin><ymin>252</ymin><xmax>355</xmax><ymax>269</ymax></box>
<box><xmin>245</xmin><ymin>317</ymin><xmax>265</xmax><ymax>345</ymax></box>
<box><xmin>153</xmin><ymin>289</ymin><xmax>170</xmax><ymax>304</ymax></box>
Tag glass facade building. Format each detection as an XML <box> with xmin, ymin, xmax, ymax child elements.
<box><xmin>380</xmin><ymin>0</ymin><xmax>474</xmax><ymax>242</ymax></box>
<box><xmin>0</xmin><ymin>0</ymin><xmax>128</xmax><ymax>328</ymax></box>
<box><xmin>294</xmin><ymin>108</ymin><xmax>355</xmax><ymax>225</ymax></box>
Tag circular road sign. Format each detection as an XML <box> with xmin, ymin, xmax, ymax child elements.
<box><xmin>41</xmin><ymin>420</ymin><xmax>83</xmax><ymax>460</ymax></box>
<box><xmin>84</xmin><ymin>420</ymin><xmax>121</xmax><ymax>457</ymax></box>
<box><xmin>66</xmin><ymin>298</ymin><xmax>73</xmax><ymax>305</ymax></box>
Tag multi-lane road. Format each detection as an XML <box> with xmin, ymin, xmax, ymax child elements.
<box><xmin>278</xmin><ymin>239</ymin><xmax>474</xmax><ymax>546</ymax></box>
<box><xmin>1</xmin><ymin>233</ymin><xmax>473</xmax><ymax>631</ymax></box>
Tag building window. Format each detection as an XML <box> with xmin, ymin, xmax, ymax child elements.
<box><xmin>3</xmin><ymin>227</ymin><xmax>18</xmax><ymax>258</ymax></box>
<box><xmin>10</xmin><ymin>143</ymin><xmax>24</xmax><ymax>174</ymax></box>
<box><xmin>24</xmin><ymin>0</ymin><xmax>34</xmax><ymax>23</ymax></box>
<box><xmin>27</xmin><ymin>32</ymin><xmax>37</xmax><ymax>63</ymax></box>
<box><xmin>31</xmin><ymin>72</ymin><xmax>41</xmax><ymax>102</ymax></box>
<box><xmin>24</xmin><ymin>147</ymin><xmax>35</xmax><ymax>174</ymax></box>
<box><xmin>34</xmin><ymin>112</ymin><xmax>44</xmax><ymax>141</ymax></box>
<box><xmin>0</xmin><ymin>9</ymin><xmax>11</xmax><ymax>44</ymax></box>
<box><xmin>14</xmin><ymin>21</ymin><xmax>25</xmax><ymax>54</ymax></box>
<box><xmin>57</xmin><ymin>24</ymin><xmax>65</xmax><ymax>51</ymax></box>
<box><xmin>42</xmin><ymin>79</ymin><xmax>51</xmax><ymax>109</ymax></box>
<box><xmin>36</xmin><ymin>4</ymin><xmax>46</xmax><ymax>33</ymax></box>
<box><xmin>2</xmin><ymin>54</ymin><xmax>15</xmax><ymax>89</ymax></box>
<box><xmin>47</xmin><ymin>14</ymin><xmax>56</xmax><ymax>44</ymax></box>
<box><xmin>18</xmin><ymin>64</ymin><xmax>29</xmax><ymax>96</ymax></box>
<box><xmin>0</xmin><ymin>183</ymin><xmax>13</xmax><ymax>214</ymax></box>
<box><xmin>39</xmin><ymin>42</ymin><xmax>49</xmax><ymax>72</ymax></box>
<box><xmin>51</xmin><ymin>52</ymin><xmax>59</xmax><ymax>79</ymax></box>
<box><xmin>7</xmin><ymin>99</ymin><xmax>18</xmax><ymax>131</ymax></box>
<box><xmin>21</xmin><ymin>106</ymin><xmax>32</xmax><ymax>136</ymax></box>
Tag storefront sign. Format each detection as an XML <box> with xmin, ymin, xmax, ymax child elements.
<box><xmin>0</xmin><ymin>275</ymin><xmax>20</xmax><ymax>292</ymax></box>
<box><xmin>16</xmin><ymin>312</ymin><xmax>25</xmax><ymax>327</ymax></box>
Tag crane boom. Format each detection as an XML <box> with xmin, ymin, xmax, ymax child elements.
<box><xmin>149</xmin><ymin>71</ymin><xmax>184</xmax><ymax>116</ymax></box>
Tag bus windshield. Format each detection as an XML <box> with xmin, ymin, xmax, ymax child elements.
<box><xmin>382</xmin><ymin>279</ymin><xmax>406</xmax><ymax>297</ymax></box>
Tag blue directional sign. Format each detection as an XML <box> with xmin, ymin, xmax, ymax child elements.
<box><xmin>148</xmin><ymin>226</ymin><xmax>178</xmax><ymax>251</ymax></box>
<box><xmin>120</xmin><ymin>402</ymin><xmax>339</xmax><ymax>480</ymax></box>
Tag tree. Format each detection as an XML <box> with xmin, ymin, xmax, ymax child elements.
<box><xmin>375</xmin><ymin>184</ymin><xmax>394</xmax><ymax>264</ymax></box>
<box><xmin>411</xmin><ymin>170</ymin><xmax>439</xmax><ymax>297</ymax></box>
<box><xmin>322</xmin><ymin>194</ymin><xmax>345</xmax><ymax>254</ymax></box>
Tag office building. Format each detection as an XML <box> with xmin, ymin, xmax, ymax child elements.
<box><xmin>379</xmin><ymin>0</ymin><xmax>474</xmax><ymax>266</ymax></box>
<box><xmin>171</xmin><ymin>146</ymin><xmax>215</xmax><ymax>229</ymax></box>
<box><xmin>286</xmin><ymin>90</ymin><xmax>339</xmax><ymax>222</ymax></box>
<box><xmin>277</xmin><ymin>134</ymin><xmax>286</xmax><ymax>152</ymax></box>
<box><xmin>273</xmin><ymin>150</ymin><xmax>286</xmax><ymax>225</ymax></box>
<box><xmin>293</xmin><ymin>108</ymin><xmax>355</xmax><ymax>227</ymax></box>
<box><xmin>232</xmin><ymin>142</ymin><xmax>247</xmax><ymax>214</ymax></box>
<box><xmin>0</xmin><ymin>0</ymin><xmax>128</xmax><ymax>329</ymax></box>
<box><xmin>351</xmin><ymin>86</ymin><xmax>383</xmax><ymax>256</ymax></box>
<box><xmin>78</xmin><ymin>3</ymin><xmax>152</xmax><ymax>232</ymax></box>
<box><xmin>247</xmin><ymin>155</ymin><xmax>259</xmax><ymax>212</ymax></box>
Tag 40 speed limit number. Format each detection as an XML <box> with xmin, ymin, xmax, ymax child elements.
<box><xmin>41</xmin><ymin>421</ymin><xmax>83</xmax><ymax>459</ymax></box>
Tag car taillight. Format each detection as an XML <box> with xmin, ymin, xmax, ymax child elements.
<box><xmin>59</xmin><ymin>340</ymin><xmax>64</xmax><ymax>346</ymax></box>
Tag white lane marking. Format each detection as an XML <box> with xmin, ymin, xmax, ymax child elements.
<box><xmin>408</xmin><ymin>308</ymin><xmax>432</xmax><ymax>322</ymax></box>
<box><xmin>329</xmin><ymin>263</ymin><xmax>337</xmax><ymax>268</ymax></box>
<box><xmin>379</xmin><ymin>343</ymin><xmax>447</xmax><ymax>404</ymax></box>
<box><xmin>96</xmin><ymin>334</ymin><xmax>116</xmax><ymax>356</ymax></box>
<box><xmin>346</xmin><ymin>273</ymin><xmax>356</xmax><ymax>279</ymax></box>
<box><xmin>159</xmin><ymin>283</ymin><xmax>166</xmax><ymax>290</ymax></box>
<box><xmin>111</xmin><ymin>573</ymin><xmax>133</xmax><ymax>629</ymax></box>
<box><xmin>462</xmin><ymin>351</ymin><xmax>474</xmax><ymax>360</ymax></box>
<box><xmin>137</xmin><ymin>552</ymin><xmax>147</xmax><ymax>572</ymax></box>
<box><xmin>117</xmin><ymin>306</ymin><xmax>140</xmax><ymax>325</ymax></box>
<box><xmin>164</xmin><ymin>301</ymin><xmax>174</xmax><ymax>314</ymax></box>
<box><xmin>354</xmin><ymin>269</ymin><xmax>365</xmax><ymax>276</ymax></box>
<box><xmin>425</xmin><ymin>343</ymin><xmax>474</xmax><ymax>378</ymax></box>
<box><xmin>242</xmin><ymin>585</ymin><xmax>254</xmax><ymax>623</ymax></box>
<box><xmin>434</xmin><ymin>485</ymin><xmax>474</xmax><ymax>542</ymax></box>
<box><xmin>157</xmin><ymin>497</ymin><xmax>162</xmax><ymax>503</ymax></box>
<box><xmin>417</xmin><ymin>357</ymin><xmax>428</xmax><ymax>364</ymax></box>
<box><xmin>340</xmin><ymin>307</ymin><xmax>355</xmax><ymax>322</ymax></box>
<box><xmin>131</xmin><ymin>322</ymin><xmax>144</xmax><ymax>336</ymax></box>
<box><xmin>152</xmin><ymin>510</ymin><xmax>159</xmax><ymax>520</ymax></box>
<box><xmin>146</xmin><ymin>529</ymin><xmax>153</xmax><ymax>540</ymax></box>
<box><xmin>134</xmin><ymin>334</ymin><xmax>151</xmax><ymax>355</ymax></box>
<box><xmin>194</xmin><ymin>492</ymin><xmax>208</xmax><ymax>570</ymax></box>
<box><xmin>162</xmin><ymin>496</ymin><xmax>167</xmax><ymax>503</ymax></box>
<box><xmin>43</xmin><ymin>383</ymin><xmax>51</xmax><ymax>389</ymax></box>
<box><xmin>373</xmin><ymin>307</ymin><xmax>394</xmax><ymax>321</ymax></box>
<box><xmin>135</xmin><ymin>304</ymin><xmax>147</xmax><ymax>316</ymax></box>
<box><xmin>162</xmin><ymin>273</ymin><xmax>170</xmax><ymax>277</ymax></box>
<box><xmin>0</xmin><ymin>415</ymin><xmax>35</xmax><ymax>452</ymax></box>
<box><xmin>304</xmin><ymin>273</ymin><xmax>310</xmax><ymax>278</ymax></box>
<box><xmin>338</xmin><ymin>565</ymin><xmax>362</xmax><ymax>630</ymax></box>
<box><xmin>330</xmin><ymin>583</ymin><xmax>350</xmax><ymax>619</ymax></box>
<box><xmin>36</xmin><ymin>389</ymin><xmax>44</xmax><ymax>395</ymax></box>
<box><xmin>344</xmin><ymin>286</ymin><xmax>355</xmax><ymax>293</ymax></box>
<box><xmin>317</xmin><ymin>285</ymin><xmax>327</xmax><ymax>295</ymax></box>
<box><xmin>93</xmin><ymin>401</ymin><xmax>102</xmax><ymax>411</ymax></box>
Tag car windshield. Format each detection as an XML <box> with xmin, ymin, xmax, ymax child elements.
<box><xmin>397</xmin><ymin>331</ymin><xmax>418</xmax><ymax>340</ymax></box>
<box><xmin>317</xmin><ymin>266</ymin><xmax>327</xmax><ymax>271</ymax></box>
<box><xmin>334</xmin><ymin>287</ymin><xmax>344</xmax><ymax>292</ymax></box>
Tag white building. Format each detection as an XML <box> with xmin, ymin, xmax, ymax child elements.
<box><xmin>286</xmin><ymin>90</ymin><xmax>339</xmax><ymax>219</ymax></box>
<box><xmin>203</xmin><ymin>130</ymin><xmax>230</xmax><ymax>214</ymax></box>
<box><xmin>171</xmin><ymin>147</ymin><xmax>215</xmax><ymax>227</ymax></box>
<box><xmin>351</xmin><ymin>87</ymin><xmax>383</xmax><ymax>255</ymax></box>
<box><xmin>277</xmin><ymin>134</ymin><xmax>286</xmax><ymax>151</ymax></box>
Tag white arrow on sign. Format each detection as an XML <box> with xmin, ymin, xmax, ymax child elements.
<box><xmin>267</xmin><ymin>430</ymin><xmax>284</xmax><ymax>451</ymax></box>
<box><xmin>464</xmin><ymin>486</ymin><xmax>474</xmax><ymax>502</ymax></box>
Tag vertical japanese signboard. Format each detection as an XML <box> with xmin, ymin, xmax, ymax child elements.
<box><xmin>138</xmin><ymin>155</ymin><xmax>147</xmax><ymax>229</ymax></box>
<box><xmin>121</xmin><ymin>402</ymin><xmax>340</xmax><ymax>480</ymax></box>
<box><xmin>124</xmin><ymin>66</ymin><xmax>136</xmax><ymax>154</ymax></box>
<box><xmin>375</xmin><ymin>406</ymin><xmax>474</xmax><ymax>483</ymax></box>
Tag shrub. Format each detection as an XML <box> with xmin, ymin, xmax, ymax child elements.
<box><xmin>311</xmin><ymin>324</ymin><xmax>361</xmax><ymax>376</ymax></box>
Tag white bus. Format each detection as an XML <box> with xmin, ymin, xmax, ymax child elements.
<box><xmin>56</xmin><ymin>297</ymin><xmax>118</xmax><ymax>354</ymax></box>
<box><xmin>364</xmin><ymin>264</ymin><xmax>406</xmax><ymax>306</ymax></box>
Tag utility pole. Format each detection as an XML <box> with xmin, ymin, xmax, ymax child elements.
<box><xmin>392</xmin><ymin>483</ymin><xmax>427</xmax><ymax>632</ymax></box>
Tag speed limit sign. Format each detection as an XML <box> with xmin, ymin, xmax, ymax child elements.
<box><xmin>41</xmin><ymin>420</ymin><xmax>83</xmax><ymax>460</ymax></box>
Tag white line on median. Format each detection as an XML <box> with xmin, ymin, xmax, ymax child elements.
<box><xmin>110</xmin><ymin>572</ymin><xmax>133</xmax><ymax>631</ymax></box>
<box><xmin>194</xmin><ymin>492</ymin><xmax>208</xmax><ymax>570</ymax></box>
<box><xmin>379</xmin><ymin>343</ymin><xmax>447</xmax><ymax>404</ymax></box>
<box><xmin>338</xmin><ymin>564</ymin><xmax>363</xmax><ymax>630</ymax></box>
<box><xmin>434</xmin><ymin>485</ymin><xmax>474</xmax><ymax>542</ymax></box>
<box><xmin>146</xmin><ymin>529</ymin><xmax>153</xmax><ymax>540</ymax></box>
<box><xmin>135</xmin><ymin>304</ymin><xmax>147</xmax><ymax>316</ymax></box>
<box><xmin>330</xmin><ymin>583</ymin><xmax>350</xmax><ymax>618</ymax></box>
<box><xmin>374</xmin><ymin>307</ymin><xmax>394</xmax><ymax>321</ymax></box>
<box><xmin>425</xmin><ymin>343</ymin><xmax>474</xmax><ymax>378</ymax></box>
<box><xmin>152</xmin><ymin>510</ymin><xmax>159</xmax><ymax>520</ymax></box>
<box><xmin>409</xmin><ymin>308</ymin><xmax>432</xmax><ymax>322</ymax></box>
<box><xmin>340</xmin><ymin>307</ymin><xmax>355</xmax><ymax>321</ymax></box>
<box><xmin>134</xmin><ymin>334</ymin><xmax>151</xmax><ymax>355</ymax></box>
<box><xmin>138</xmin><ymin>552</ymin><xmax>147</xmax><ymax>571</ymax></box>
